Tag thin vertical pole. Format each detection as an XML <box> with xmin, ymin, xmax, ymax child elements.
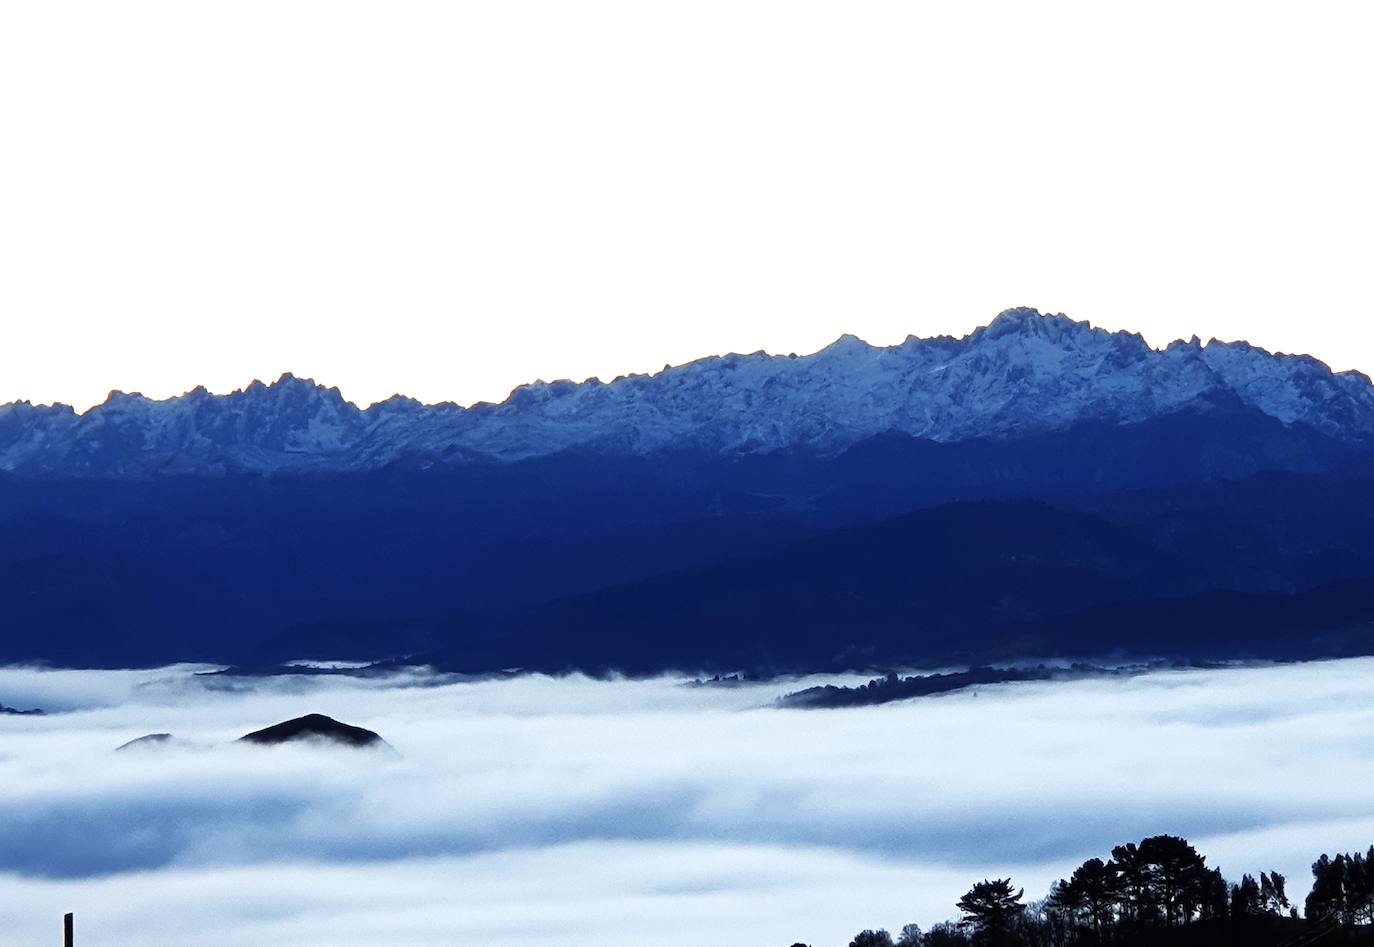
<box><xmin>64</xmin><ymin>912</ymin><xmax>73</xmax><ymax>947</ymax></box>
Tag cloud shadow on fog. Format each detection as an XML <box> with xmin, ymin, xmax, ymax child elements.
<box><xmin>0</xmin><ymin>772</ymin><xmax>1304</xmax><ymax>880</ymax></box>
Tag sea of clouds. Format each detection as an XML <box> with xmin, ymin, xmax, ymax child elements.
<box><xmin>3</xmin><ymin>659</ymin><xmax>1374</xmax><ymax>945</ymax></box>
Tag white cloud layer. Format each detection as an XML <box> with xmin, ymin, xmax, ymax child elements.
<box><xmin>3</xmin><ymin>660</ymin><xmax>1374</xmax><ymax>944</ymax></box>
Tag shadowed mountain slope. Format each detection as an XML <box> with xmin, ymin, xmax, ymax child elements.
<box><xmin>6</xmin><ymin>311</ymin><xmax>1374</xmax><ymax>672</ymax></box>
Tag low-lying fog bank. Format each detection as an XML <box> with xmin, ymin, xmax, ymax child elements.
<box><xmin>2</xmin><ymin>659</ymin><xmax>1373</xmax><ymax>945</ymax></box>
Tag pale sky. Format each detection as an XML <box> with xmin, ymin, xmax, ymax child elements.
<box><xmin>2</xmin><ymin>1</ymin><xmax>1372</xmax><ymax>410</ymax></box>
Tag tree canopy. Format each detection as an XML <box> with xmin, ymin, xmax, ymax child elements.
<box><xmin>828</xmin><ymin>833</ymin><xmax>1374</xmax><ymax>947</ymax></box>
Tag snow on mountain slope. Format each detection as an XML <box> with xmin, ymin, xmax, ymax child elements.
<box><xmin>3</xmin><ymin>308</ymin><xmax>1373</xmax><ymax>476</ymax></box>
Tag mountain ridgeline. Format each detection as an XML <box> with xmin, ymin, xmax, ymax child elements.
<box><xmin>5</xmin><ymin>308</ymin><xmax>1374</xmax><ymax>672</ymax></box>
<box><xmin>6</xmin><ymin>308</ymin><xmax>1374</xmax><ymax>476</ymax></box>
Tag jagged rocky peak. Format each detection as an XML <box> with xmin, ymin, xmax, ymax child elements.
<box><xmin>99</xmin><ymin>389</ymin><xmax>148</xmax><ymax>406</ymax></box>
<box><xmin>974</xmin><ymin>307</ymin><xmax>1147</xmax><ymax>351</ymax></box>
<box><xmin>819</xmin><ymin>332</ymin><xmax>872</xmax><ymax>353</ymax></box>
<box><xmin>976</xmin><ymin>306</ymin><xmax>1083</xmax><ymax>339</ymax></box>
<box><xmin>1</xmin><ymin>308</ymin><xmax>1372</xmax><ymax>476</ymax></box>
<box><xmin>237</xmin><ymin>372</ymin><xmax>346</xmax><ymax>404</ymax></box>
<box><xmin>367</xmin><ymin>393</ymin><xmax>426</xmax><ymax>415</ymax></box>
<box><xmin>982</xmin><ymin>305</ymin><xmax>1064</xmax><ymax>333</ymax></box>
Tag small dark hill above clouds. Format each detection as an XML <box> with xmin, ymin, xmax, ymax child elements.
<box><xmin>237</xmin><ymin>714</ymin><xmax>390</xmax><ymax>750</ymax></box>
<box><xmin>115</xmin><ymin>733</ymin><xmax>175</xmax><ymax>751</ymax></box>
<box><xmin>111</xmin><ymin>718</ymin><xmax>391</xmax><ymax>752</ymax></box>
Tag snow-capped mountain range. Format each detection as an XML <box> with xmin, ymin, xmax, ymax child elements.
<box><xmin>4</xmin><ymin>308</ymin><xmax>1373</xmax><ymax>477</ymax></box>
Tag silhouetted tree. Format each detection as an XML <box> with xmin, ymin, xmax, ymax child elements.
<box><xmin>1352</xmin><ymin>848</ymin><xmax>1374</xmax><ymax>925</ymax></box>
<box><xmin>1014</xmin><ymin>896</ymin><xmax>1055</xmax><ymax>947</ymax></box>
<box><xmin>1302</xmin><ymin>852</ymin><xmax>1357</xmax><ymax>923</ymax></box>
<box><xmin>1139</xmin><ymin>834</ymin><xmax>1208</xmax><ymax>925</ymax></box>
<box><xmin>924</xmin><ymin>921</ymin><xmax>970</xmax><ymax>946</ymax></box>
<box><xmin>1045</xmin><ymin>880</ymin><xmax>1080</xmax><ymax>938</ymax></box>
<box><xmin>1260</xmin><ymin>871</ymin><xmax>1290</xmax><ymax>916</ymax></box>
<box><xmin>804</xmin><ymin>835</ymin><xmax>1374</xmax><ymax>947</ymax></box>
<box><xmin>1306</xmin><ymin>854</ymin><xmax>1346</xmax><ymax>924</ymax></box>
<box><xmin>1231</xmin><ymin>873</ymin><xmax>1263</xmax><ymax>916</ymax></box>
<box><xmin>849</xmin><ymin>930</ymin><xmax>894</xmax><ymax>947</ymax></box>
<box><xmin>1110</xmin><ymin>843</ymin><xmax>1154</xmax><ymax>927</ymax></box>
<box><xmin>1050</xmin><ymin>856</ymin><xmax>1118</xmax><ymax>939</ymax></box>
<box><xmin>1198</xmin><ymin>867</ymin><xmax>1231</xmax><ymax>921</ymax></box>
<box><xmin>1306</xmin><ymin>848</ymin><xmax>1374</xmax><ymax>926</ymax></box>
<box><xmin>957</xmin><ymin>879</ymin><xmax>1024</xmax><ymax>945</ymax></box>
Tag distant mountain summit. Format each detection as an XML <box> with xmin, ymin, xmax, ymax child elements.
<box><xmin>4</xmin><ymin>308</ymin><xmax>1373</xmax><ymax>477</ymax></box>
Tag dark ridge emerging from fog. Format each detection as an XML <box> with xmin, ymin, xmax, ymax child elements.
<box><xmin>237</xmin><ymin>714</ymin><xmax>389</xmax><ymax>749</ymax></box>
<box><xmin>777</xmin><ymin>664</ymin><xmax>1153</xmax><ymax>708</ymax></box>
